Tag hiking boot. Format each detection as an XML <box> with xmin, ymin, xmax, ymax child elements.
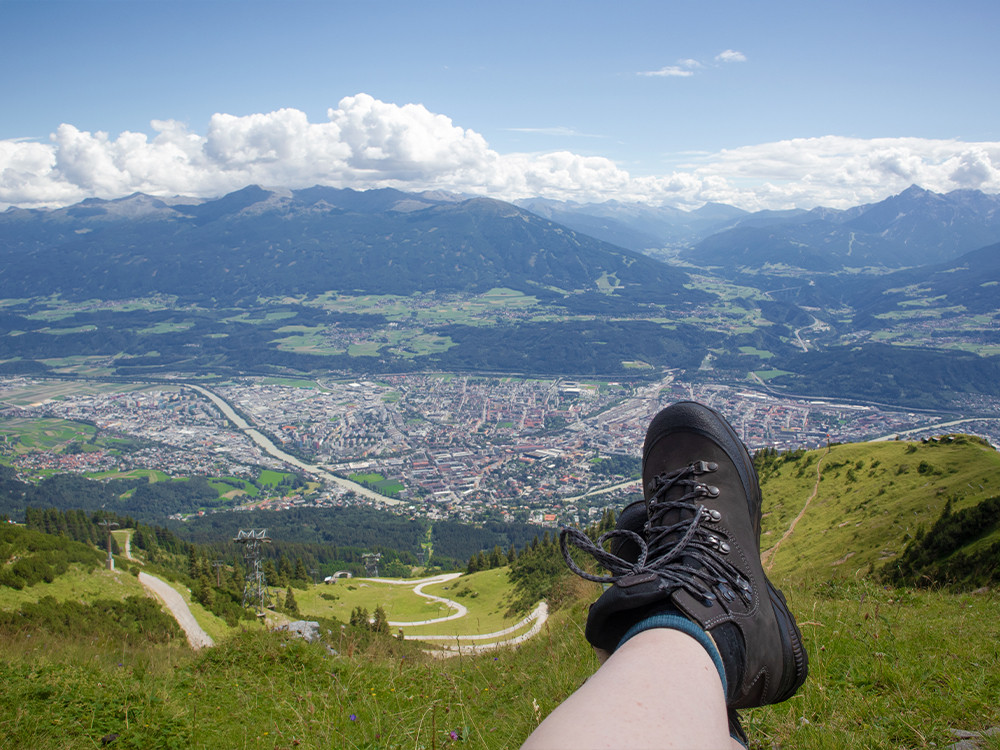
<box><xmin>560</xmin><ymin>401</ymin><xmax>807</xmax><ymax>708</ymax></box>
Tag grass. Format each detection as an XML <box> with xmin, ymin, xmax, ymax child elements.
<box><xmin>405</xmin><ymin>568</ymin><xmax>525</xmax><ymax>636</ymax></box>
<box><xmin>0</xmin><ymin>565</ymin><xmax>145</xmax><ymax>611</ymax></box>
<box><xmin>297</xmin><ymin>577</ymin><xmax>460</xmax><ymax>626</ymax></box>
<box><xmin>87</xmin><ymin>468</ymin><xmax>172</xmax><ymax>482</ymax></box>
<box><xmin>257</xmin><ymin>469</ymin><xmax>295</xmax><ymax>487</ymax></box>
<box><xmin>3</xmin><ymin>582</ymin><xmax>999</xmax><ymax>749</ymax></box>
<box><xmin>4</xmin><ymin>436</ymin><xmax>1000</xmax><ymax>747</ymax></box>
<box><xmin>758</xmin><ymin>437</ymin><xmax>1000</xmax><ymax>586</ymax></box>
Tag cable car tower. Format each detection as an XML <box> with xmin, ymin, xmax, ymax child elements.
<box><xmin>234</xmin><ymin>529</ymin><xmax>272</xmax><ymax>615</ymax></box>
<box><xmin>363</xmin><ymin>552</ymin><xmax>382</xmax><ymax>577</ymax></box>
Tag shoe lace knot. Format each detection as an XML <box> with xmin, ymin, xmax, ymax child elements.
<box><xmin>560</xmin><ymin>461</ymin><xmax>752</xmax><ymax>607</ymax></box>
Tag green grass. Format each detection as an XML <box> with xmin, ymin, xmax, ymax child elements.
<box><xmin>758</xmin><ymin>437</ymin><xmax>1000</xmax><ymax>586</ymax></box>
<box><xmin>3</xmin><ymin>582</ymin><xmax>999</xmax><ymax>749</ymax></box>
<box><xmin>86</xmin><ymin>468</ymin><xmax>172</xmax><ymax>483</ymax></box>
<box><xmin>405</xmin><ymin>568</ymin><xmax>526</xmax><ymax>636</ymax></box>
<box><xmin>4</xmin><ymin>437</ymin><xmax>1000</xmax><ymax>748</ymax></box>
<box><xmin>0</xmin><ymin>565</ymin><xmax>145</xmax><ymax>611</ymax></box>
<box><xmin>297</xmin><ymin>578</ymin><xmax>458</xmax><ymax>625</ymax></box>
<box><xmin>257</xmin><ymin>470</ymin><xmax>294</xmax><ymax>487</ymax></box>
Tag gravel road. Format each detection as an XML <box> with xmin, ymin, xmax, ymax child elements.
<box><xmin>139</xmin><ymin>572</ymin><xmax>215</xmax><ymax>649</ymax></box>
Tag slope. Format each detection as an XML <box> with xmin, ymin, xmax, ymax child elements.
<box><xmin>756</xmin><ymin>435</ymin><xmax>1000</xmax><ymax>586</ymax></box>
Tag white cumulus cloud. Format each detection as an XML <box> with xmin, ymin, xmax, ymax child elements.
<box><xmin>1</xmin><ymin>95</ymin><xmax>998</xmax><ymax>211</ymax></box>
<box><xmin>716</xmin><ymin>49</ymin><xmax>747</xmax><ymax>63</ymax></box>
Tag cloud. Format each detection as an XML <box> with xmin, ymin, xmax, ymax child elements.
<box><xmin>638</xmin><ymin>61</ymin><xmax>698</xmax><ymax>78</ymax></box>
<box><xmin>505</xmin><ymin>126</ymin><xmax>604</xmax><ymax>138</ymax></box>
<box><xmin>1</xmin><ymin>96</ymin><xmax>999</xmax><ymax>212</ymax></box>
<box><xmin>716</xmin><ymin>49</ymin><xmax>747</xmax><ymax>63</ymax></box>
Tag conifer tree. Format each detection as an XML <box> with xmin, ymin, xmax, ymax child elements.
<box><xmin>188</xmin><ymin>547</ymin><xmax>200</xmax><ymax>579</ymax></box>
<box><xmin>372</xmin><ymin>605</ymin><xmax>389</xmax><ymax>634</ymax></box>
<box><xmin>294</xmin><ymin>557</ymin><xmax>309</xmax><ymax>583</ymax></box>
<box><xmin>284</xmin><ymin>585</ymin><xmax>300</xmax><ymax>617</ymax></box>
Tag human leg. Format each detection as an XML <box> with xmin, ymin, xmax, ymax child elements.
<box><xmin>522</xmin><ymin>627</ymin><xmax>741</xmax><ymax>750</ymax></box>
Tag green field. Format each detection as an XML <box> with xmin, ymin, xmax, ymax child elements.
<box><xmin>86</xmin><ymin>468</ymin><xmax>171</xmax><ymax>482</ymax></box>
<box><xmin>2</xmin><ymin>578</ymin><xmax>999</xmax><ymax>749</ymax></box>
<box><xmin>0</xmin><ymin>418</ymin><xmax>97</xmax><ymax>452</ymax></box>
<box><xmin>257</xmin><ymin>469</ymin><xmax>296</xmax><ymax>487</ymax></box>
<box><xmin>348</xmin><ymin>472</ymin><xmax>405</xmax><ymax>496</ymax></box>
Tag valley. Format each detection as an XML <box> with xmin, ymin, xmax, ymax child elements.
<box><xmin>2</xmin><ymin>184</ymin><xmax>1000</xmax><ymax>748</ymax></box>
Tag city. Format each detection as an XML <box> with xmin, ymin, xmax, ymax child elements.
<box><xmin>3</xmin><ymin>373</ymin><xmax>998</xmax><ymax>527</ymax></box>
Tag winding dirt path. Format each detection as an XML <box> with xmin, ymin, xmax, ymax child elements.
<box><xmin>417</xmin><ymin>602</ymin><xmax>549</xmax><ymax>658</ymax></box>
<box><xmin>139</xmin><ymin>572</ymin><xmax>215</xmax><ymax>650</ymax></box>
<box><xmin>362</xmin><ymin>573</ymin><xmax>547</xmax><ymax>657</ymax></box>
<box><xmin>760</xmin><ymin>449</ymin><xmax>828</xmax><ymax>571</ymax></box>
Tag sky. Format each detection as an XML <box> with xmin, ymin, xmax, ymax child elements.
<box><xmin>2</xmin><ymin>0</ymin><xmax>999</xmax><ymax>211</ymax></box>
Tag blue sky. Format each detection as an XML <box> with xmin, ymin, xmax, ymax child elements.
<box><xmin>2</xmin><ymin>0</ymin><xmax>998</xmax><ymax>210</ymax></box>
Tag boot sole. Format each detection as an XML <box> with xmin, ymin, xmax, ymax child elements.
<box><xmin>768</xmin><ymin>581</ymin><xmax>809</xmax><ymax>702</ymax></box>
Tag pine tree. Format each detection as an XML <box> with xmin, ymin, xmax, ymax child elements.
<box><xmin>372</xmin><ymin>605</ymin><xmax>389</xmax><ymax>634</ymax></box>
<box><xmin>188</xmin><ymin>547</ymin><xmax>200</xmax><ymax>579</ymax></box>
<box><xmin>294</xmin><ymin>557</ymin><xmax>309</xmax><ymax>583</ymax></box>
<box><xmin>284</xmin><ymin>585</ymin><xmax>300</xmax><ymax>617</ymax></box>
<box><xmin>196</xmin><ymin>574</ymin><xmax>214</xmax><ymax>608</ymax></box>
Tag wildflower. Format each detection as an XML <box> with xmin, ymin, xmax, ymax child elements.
<box><xmin>450</xmin><ymin>731</ymin><xmax>459</xmax><ymax>740</ymax></box>
<box><xmin>349</xmin><ymin>714</ymin><xmax>357</xmax><ymax>722</ymax></box>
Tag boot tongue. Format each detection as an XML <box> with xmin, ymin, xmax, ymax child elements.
<box><xmin>643</xmin><ymin>461</ymin><xmax>716</xmax><ymax>559</ymax></box>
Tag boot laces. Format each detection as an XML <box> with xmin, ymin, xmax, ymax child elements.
<box><xmin>560</xmin><ymin>461</ymin><xmax>752</xmax><ymax>607</ymax></box>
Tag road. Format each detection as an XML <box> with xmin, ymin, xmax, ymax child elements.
<box><xmin>184</xmin><ymin>383</ymin><xmax>399</xmax><ymax>505</ymax></box>
<box><xmin>139</xmin><ymin>572</ymin><xmax>215</xmax><ymax>650</ymax></box>
<box><xmin>363</xmin><ymin>573</ymin><xmax>549</xmax><ymax>657</ymax></box>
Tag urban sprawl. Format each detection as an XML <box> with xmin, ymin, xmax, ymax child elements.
<box><xmin>2</xmin><ymin>374</ymin><xmax>999</xmax><ymax>526</ymax></box>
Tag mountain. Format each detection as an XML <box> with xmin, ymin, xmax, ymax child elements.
<box><xmin>851</xmin><ymin>240</ymin><xmax>1000</xmax><ymax>322</ymax></box>
<box><xmin>514</xmin><ymin>197</ymin><xmax>750</xmax><ymax>250</ymax></box>
<box><xmin>686</xmin><ymin>186</ymin><xmax>1000</xmax><ymax>272</ymax></box>
<box><xmin>0</xmin><ymin>186</ymin><xmax>699</xmax><ymax>306</ymax></box>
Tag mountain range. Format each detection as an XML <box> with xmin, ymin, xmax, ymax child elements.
<box><xmin>2</xmin><ymin>184</ymin><xmax>999</xmax><ymax>408</ymax></box>
<box><xmin>0</xmin><ymin>185</ymin><xmax>697</xmax><ymax>306</ymax></box>
<box><xmin>523</xmin><ymin>185</ymin><xmax>1000</xmax><ymax>269</ymax></box>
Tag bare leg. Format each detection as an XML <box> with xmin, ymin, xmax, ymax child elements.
<box><xmin>522</xmin><ymin>627</ymin><xmax>743</xmax><ymax>750</ymax></box>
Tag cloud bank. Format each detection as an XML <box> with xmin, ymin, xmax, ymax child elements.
<box><xmin>2</xmin><ymin>93</ymin><xmax>999</xmax><ymax>211</ymax></box>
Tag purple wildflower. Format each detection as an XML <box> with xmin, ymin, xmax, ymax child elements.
<box><xmin>349</xmin><ymin>714</ymin><xmax>357</xmax><ymax>722</ymax></box>
<box><xmin>450</xmin><ymin>730</ymin><xmax>459</xmax><ymax>740</ymax></box>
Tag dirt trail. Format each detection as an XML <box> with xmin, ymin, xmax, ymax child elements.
<box><xmin>139</xmin><ymin>572</ymin><xmax>215</xmax><ymax>650</ymax></box>
<box><xmin>363</xmin><ymin>573</ymin><xmax>547</xmax><ymax>657</ymax></box>
<box><xmin>417</xmin><ymin>602</ymin><xmax>549</xmax><ymax>658</ymax></box>
<box><xmin>760</xmin><ymin>449</ymin><xmax>828</xmax><ymax>571</ymax></box>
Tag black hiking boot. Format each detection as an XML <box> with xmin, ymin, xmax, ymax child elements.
<box><xmin>560</xmin><ymin>401</ymin><xmax>808</xmax><ymax>709</ymax></box>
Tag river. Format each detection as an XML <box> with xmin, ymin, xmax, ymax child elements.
<box><xmin>184</xmin><ymin>383</ymin><xmax>400</xmax><ymax>506</ymax></box>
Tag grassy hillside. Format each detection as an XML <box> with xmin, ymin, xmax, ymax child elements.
<box><xmin>756</xmin><ymin>435</ymin><xmax>1000</xmax><ymax>586</ymax></box>
<box><xmin>2</xmin><ymin>581</ymin><xmax>999</xmax><ymax>749</ymax></box>
<box><xmin>3</xmin><ymin>436</ymin><xmax>1000</xmax><ymax>748</ymax></box>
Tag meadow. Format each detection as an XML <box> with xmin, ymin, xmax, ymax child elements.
<box><xmin>3</xmin><ymin>436</ymin><xmax>1000</xmax><ymax>748</ymax></box>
